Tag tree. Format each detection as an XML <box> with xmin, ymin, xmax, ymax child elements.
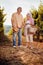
<box><xmin>0</xmin><ymin>7</ymin><xmax>6</xmax><ymax>42</ymax></box>
<box><xmin>30</xmin><ymin>3</ymin><xmax>43</xmax><ymax>42</ymax></box>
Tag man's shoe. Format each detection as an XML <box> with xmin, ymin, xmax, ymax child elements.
<box><xmin>13</xmin><ymin>46</ymin><xmax>16</xmax><ymax>47</ymax></box>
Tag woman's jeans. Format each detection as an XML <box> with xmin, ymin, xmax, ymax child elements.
<box><xmin>13</xmin><ymin>29</ymin><xmax>22</xmax><ymax>46</ymax></box>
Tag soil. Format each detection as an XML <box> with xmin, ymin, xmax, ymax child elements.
<box><xmin>0</xmin><ymin>35</ymin><xmax>43</xmax><ymax>65</ymax></box>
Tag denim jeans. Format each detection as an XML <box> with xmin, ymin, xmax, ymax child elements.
<box><xmin>13</xmin><ymin>29</ymin><xmax>22</xmax><ymax>46</ymax></box>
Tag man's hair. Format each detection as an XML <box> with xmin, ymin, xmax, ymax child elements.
<box><xmin>17</xmin><ymin>7</ymin><xmax>22</xmax><ymax>11</ymax></box>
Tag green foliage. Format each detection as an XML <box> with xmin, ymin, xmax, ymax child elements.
<box><xmin>8</xmin><ymin>29</ymin><xmax>13</xmax><ymax>35</ymax></box>
<box><xmin>31</xmin><ymin>3</ymin><xmax>43</xmax><ymax>41</ymax></box>
<box><xmin>0</xmin><ymin>7</ymin><xmax>6</xmax><ymax>32</ymax></box>
<box><xmin>31</xmin><ymin>9</ymin><xmax>38</xmax><ymax>19</ymax></box>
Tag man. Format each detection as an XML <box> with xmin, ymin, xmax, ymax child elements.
<box><xmin>11</xmin><ymin>7</ymin><xmax>24</xmax><ymax>47</ymax></box>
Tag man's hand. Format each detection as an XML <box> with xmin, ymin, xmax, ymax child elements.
<box><xmin>12</xmin><ymin>26</ymin><xmax>18</xmax><ymax>32</ymax></box>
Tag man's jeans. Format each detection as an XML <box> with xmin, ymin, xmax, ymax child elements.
<box><xmin>13</xmin><ymin>29</ymin><xmax>22</xmax><ymax>46</ymax></box>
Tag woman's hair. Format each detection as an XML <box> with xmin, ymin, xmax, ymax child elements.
<box><xmin>26</xmin><ymin>13</ymin><xmax>32</xmax><ymax>18</ymax></box>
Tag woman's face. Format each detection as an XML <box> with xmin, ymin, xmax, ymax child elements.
<box><xmin>27</xmin><ymin>15</ymin><xmax>30</xmax><ymax>20</ymax></box>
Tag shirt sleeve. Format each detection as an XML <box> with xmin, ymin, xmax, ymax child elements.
<box><xmin>11</xmin><ymin>13</ymin><xmax>17</xmax><ymax>27</ymax></box>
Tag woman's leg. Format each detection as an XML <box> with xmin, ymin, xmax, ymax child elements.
<box><xmin>25</xmin><ymin>27</ymin><xmax>30</xmax><ymax>47</ymax></box>
<box><xmin>29</xmin><ymin>34</ymin><xmax>34</xmax><ymax>49</ymax></box>
<box><xmin>29</xmin><ymin>34</ymin><xmax>33</xmax><ymax>42</ymax></box>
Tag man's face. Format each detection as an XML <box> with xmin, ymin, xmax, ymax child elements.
<box><xmin>17</xmin><ymin>8</ymin><xmax>22</xmax><ymax>14</ymax></box>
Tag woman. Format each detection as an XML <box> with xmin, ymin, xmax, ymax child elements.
<box><xmin>24</xmin><ymin>13</ymin><xmax>36</xmax><ymax>48</ymax></box>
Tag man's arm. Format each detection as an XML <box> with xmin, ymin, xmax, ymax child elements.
<box><xmin>11</xmin><ymin>13</ymin><xmax>15</xmax><ymax>27</ymax></box>
<box><xmin>11</xmin><ymin>13</ymin><xmax>18</xmax><ymax>32</ymax></box>
<box><xmin>11</xmin><ymin>13</ymin><xmax>16</xmax><ymax>31</ymax></box>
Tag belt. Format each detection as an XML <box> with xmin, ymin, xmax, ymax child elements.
<box><xmin>18</xmin><ymin>27</ymin><xmax>21</xmax><ymax>29</ymax></box>
<box><xmin>25</xmin><ymin>23</ymin><xmax>30</xmax><ymax>25</ymax></box>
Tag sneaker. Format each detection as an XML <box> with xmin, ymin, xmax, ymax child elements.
<box><xmin>13</xmin><ymin>46</ymin><xmax>16</xmax><ymax>47</ymax></box>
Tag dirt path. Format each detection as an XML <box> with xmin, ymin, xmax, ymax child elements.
<box><xmin>0</xmin><ymin>35</ymin><xmax>43</xmax><ymax>65</ymax></box>
<box><xmin>0</xmin><ymin>45</ymin><xmax>43</xmax><ymax>65</ymax></box>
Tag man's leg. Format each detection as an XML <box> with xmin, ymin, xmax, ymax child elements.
<box><xmin>18</xmin><ymin>29</ymin><xmax>22</xmax><ymax>46</ymax></box>
<box><xmin>13</xmin><ymin>32</ymin><xmax>17</xmax><ymax>46</ymax></box>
